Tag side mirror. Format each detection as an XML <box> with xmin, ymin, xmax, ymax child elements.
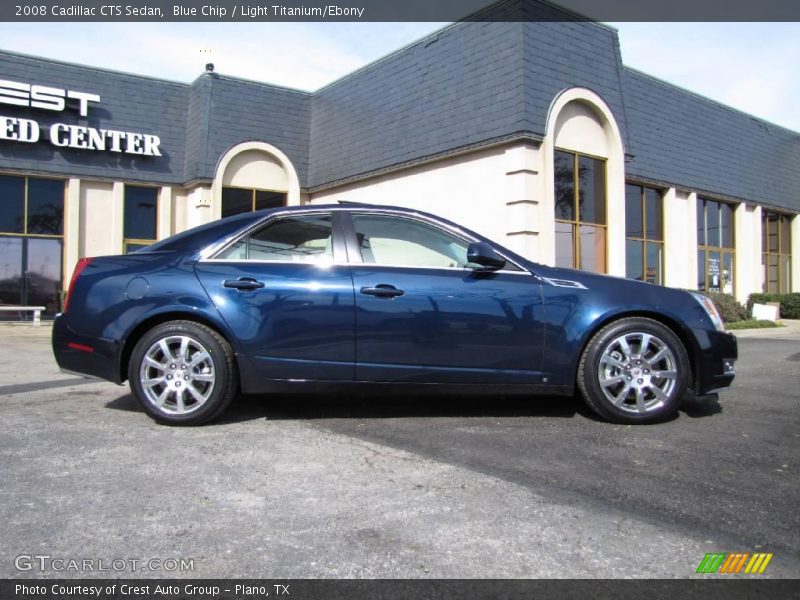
<box><xmin>467</xmin><ymin>242</ymin><xmax>506</xmax><ymax>271</ymax></box>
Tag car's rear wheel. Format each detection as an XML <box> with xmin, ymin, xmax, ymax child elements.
<box><xmin>128</xmin><ymin>320</ymin><xmax>237</xmax><ymax>425</ymax></box>
<box><xmin>577</xmin><ymin>317</ymin><xmax>690</xmax><ymax>424</ymax></box>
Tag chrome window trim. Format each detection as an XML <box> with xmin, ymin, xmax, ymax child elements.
<box><xmin>198</xmin><ymin>258</ymin><xmax>530</xmax><ymax>276</ymax></box>
<box><xmin>200</xmin><ymin>259</ymin><xmax>349</xmax><ymax>267</ymax></box>
<box><xmin>347</xmin><ymin>263</ymin><xmax>533</xmax><ymax>276</ymax></box>
<box><xmin>197</xmin><ymin>206</ymin><xmax>531</xmax><ymax>275</ymax></box>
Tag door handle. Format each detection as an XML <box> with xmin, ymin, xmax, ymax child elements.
<box><xmin>223</xmin><ymin>277</ymin><xmax>265</xmax><ymax>291</ymax></box>
<box><xmin>360</xmin><ymin>284</ymin><xmax>405</xmax><ymax>299</ymax></box>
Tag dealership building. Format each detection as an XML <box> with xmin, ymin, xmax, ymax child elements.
<box><xmin>1</xmin><ymin>5</ymin><xmax>798</xmax><ymax>319</ymax></box>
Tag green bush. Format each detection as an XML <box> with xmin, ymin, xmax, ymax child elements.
<box><xmin>695</xmin><ymin>291</ymin><xmax>748</xmax><ymax>323</ymax></box>
<box><xmin>746</xmin><ymin>293</ymin><xmax>800</xmax><ymax>319</ymax></box>
<box><xmin>726</xmin><ymin>320</ymin><xmax>784</xmax><ymax>330</ymax></box>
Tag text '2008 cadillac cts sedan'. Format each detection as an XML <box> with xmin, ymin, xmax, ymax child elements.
<box><xmin>53</xmin><ymin>204</ymin><xmax>737</xmax><ymax>425</ymax></box>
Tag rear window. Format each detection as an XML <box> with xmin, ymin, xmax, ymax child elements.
<box><xmin>141</xmin><ymin>212</ymin><xmax>260</xmax><ymax>254</ymax></box>
<box><xmin>217</xmin><ymin>214</ymin><xmax>333</xmax><ymax>264</ymax></box>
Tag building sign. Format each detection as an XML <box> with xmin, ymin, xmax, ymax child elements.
<box><xmin>0</xmin><ymin>78</ymin><xmax>162</xmax><ymax>156</ymax></box>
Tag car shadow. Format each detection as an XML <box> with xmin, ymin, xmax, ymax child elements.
<box><xmin>105</xmin><ymin>390</ymin><xmax>721</xmax><ymax>425</ymax></box>
<box><xmin>105</xmin><ymin>392</ymin><xmax>590</xmax><ymax>424</ymax></box>
<box><xmin>680</xmin><ymin>392</ymin><xmax>723</xmax><ymax>418</ymax></box>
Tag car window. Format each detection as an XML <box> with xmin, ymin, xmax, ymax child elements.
<box><xmin>351</xmin><ymin>214</ymin><xmax>472</xmax><ymax>269</ymax></box>
<box><xmin>216</xmin><ymin>214</ymin><xmax>333</xmax><ymax>264</ymax></box>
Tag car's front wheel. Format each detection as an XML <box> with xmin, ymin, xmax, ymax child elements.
<box><xmin>577</xmin><ymin>317</ymin><xmax>690</xmax><ymax>424</ymax></box>
<box><xmin>128</xmin><ymin>320</ymin><xmax>237</xmax><ymax>425</ymax></box>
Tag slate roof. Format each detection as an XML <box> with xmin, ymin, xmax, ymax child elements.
<box><xmin>309</xmin><ymin>20</ymin><xmax>529</xmax><ymax>188</ymax></box>
<box><xmin>623</xmin><ymin>67</ymin><xmax>800</xmax><ymax>212</ymax></box>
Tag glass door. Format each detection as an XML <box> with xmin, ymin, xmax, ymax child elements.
<box><xmin>0</xmin><ymin>236</ymin><xmax>63</xmax><ymax>320</ymax></box>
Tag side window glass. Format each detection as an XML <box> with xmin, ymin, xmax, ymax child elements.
<box><xmin>217</xmin><ymin>214</ymin><xmax>333</xmax><ymax>264</ymax></box>
<box><xmin>351</xmin><ymin>214</ymin><xmax>471</xmax><ymax>269</ymax></box>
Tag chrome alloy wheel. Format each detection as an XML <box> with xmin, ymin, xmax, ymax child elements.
<box><xmin>139</xmin><ymin>335</ymin><xmax>216</xmax><ymax>415</ymax></box>
<box><xmin>597</xmin><ymin>332</ymin><xmax>677</xmax><ymax>415</ymax></box>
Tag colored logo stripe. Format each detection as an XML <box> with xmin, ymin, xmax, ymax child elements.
<box><xmin>697</xmin><ymin>553</ymin><xmax>773</xmax><ymax>574</ymax></box>
<box><xmin>745</xmin><ymin>553</ymin><xmax>774</xmax><ymax>574</ymax></box>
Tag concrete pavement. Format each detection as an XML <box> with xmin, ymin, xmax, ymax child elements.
<box><xmin>1</xmin><ymin>323</ymin><xmax>798</xmax><ymax>579</ymax></box>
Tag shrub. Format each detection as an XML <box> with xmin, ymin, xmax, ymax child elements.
<box><xmin>746</xmin><ymin>293</ymin><xmax>800</xmax><ymax>319</ymax></box>
<box><xmin>695</xmin><ymin>291</ymin><xmax>748</xmax><ymax>323</ymax></box>
<box><xmin>726</xmin><ymin>320</ymin><xmax>784</xmax><ymax>330</ymax></box>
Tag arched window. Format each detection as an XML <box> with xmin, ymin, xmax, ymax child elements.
<box><xmin>213</xmin><ymin>142</ymin><xmax>301</xmax><ymax>221</ymax></box>
<box><xmin>546</xmin><ymin>89</ymin><xmax>624</xmax><ymax>275</ymax></box>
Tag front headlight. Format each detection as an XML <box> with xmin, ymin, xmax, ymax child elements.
<box><xmin>689</xmin><ymin>292</ymin><xmax>726</xmax><ymax>332</ymax></box>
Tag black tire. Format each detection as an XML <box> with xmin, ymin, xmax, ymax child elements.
<box><xmin>128</xmin><ymin>320</ymin><xmax>237</xmax><ymax>425</ymax></box>
<box><xmin>577</xmin><ymin>317</ymin><xmax>690</xmax><ymax>424</ymax></box>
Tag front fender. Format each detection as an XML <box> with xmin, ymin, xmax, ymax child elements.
<box><xmin>540</xmin><ymin>275</ymin><xmax>711</xmax><ymax>386</ymax></box>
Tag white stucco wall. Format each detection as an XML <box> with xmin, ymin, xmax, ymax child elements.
<box><xmin>663</xmin><ymin>189</ymin><xmax>697</xmax><ymax>290</ymax></box>
<box><xmin>310</xmin><ymin>144</ymin><xmax>535</xmax><ymax>257</ymax></box>
<box><xmin>78</xmin><ymin>180</ymin><xmax>116</xmax><ymax>259</ymax></box>
<box><xmin>734</xmin><ymin>203</ymin><xmax>762</xmax><ymax>304</ymax></box>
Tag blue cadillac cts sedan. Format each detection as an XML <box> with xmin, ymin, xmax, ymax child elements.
<box><xmin>53</xmin><ymin>204</ymin><xmax>737</xmax><ymax>425</ymax></box>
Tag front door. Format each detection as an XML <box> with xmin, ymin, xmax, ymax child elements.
<box><xmin>345</xmin><ymin>212</ymin><xmax>545</xmax><ymax>384</ymax></box>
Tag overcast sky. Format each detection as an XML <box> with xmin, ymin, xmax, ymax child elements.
<box><xmin>0</xmin><ymin>21</ymin><xmax>798</xmax><ymax>131</ymax></box>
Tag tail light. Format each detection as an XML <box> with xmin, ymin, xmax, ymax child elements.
<box><xmin>63</xmin><ymin>257</ymin><xmax>93</xmax><ymax>313</ymax></box>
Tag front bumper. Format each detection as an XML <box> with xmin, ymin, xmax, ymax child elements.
<box><xmin>693</xmin><ymin>329</ymin><xmax>738</xmax><ymax>394</ymax></box>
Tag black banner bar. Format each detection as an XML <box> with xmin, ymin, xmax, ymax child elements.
<box><xmin>2</xmin><ymin>579</ymin><xmax>799</xmax><ymax>600</ymax></box>
<box><xmin>3</xmin><ymin>0</ymin><xmax>800</xmax><ymax>22</ymax></box>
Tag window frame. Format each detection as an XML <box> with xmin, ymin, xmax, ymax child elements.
<box><xmin>0</xmin><ymin>174</ymin><xmax>66</xmax><ymax>239</ymax></box>
<box><xmin>761</xmin><ymin>210</ymin><xmax>793</xmax><ymax>294</ymax></box>
<box><xmin>206</xmin><ymin>210</ymin><xmax>346</xmax><ymax>264</ymax></box>
<box><xmin>0</xmin><ymin>174</ymin><xmax>66</xmax><ymax>317</ymax></box>
<box><xmin>342</xmin><ymin>211</ymin><xmax>525</xmax><ymax>273</ymax></box>
<box><xmin>123</xmin><ymin>184</ymin><xmax>159</xmax><ymax>253</ymax></box>
<box><xmin>218</xmin><ymin>213</ymin><xmax>337</xmax><ymax>264</ymax></box>
<box><xmin>221</xmin><ymin>185</ymin><xmax>287</xmax><ymax>218</ymax></box>
<box><xmin>346</xmin><ymin>212</ymin><xmax>472</xmax><ymax>271</ymax></box>
<box><xmin>696</xmin><ymin>197</ymin><xmax>736</xmax><ymax>295</ymax></box>
<box><xmin>624</xmin><ymin>182</ymin><xmax>665</xmax><ymax>285</ymax></box>
<box><xmin>553</xmin><ymin>149</ymin><xmax>608</xmax><ymax>274</ymax></box>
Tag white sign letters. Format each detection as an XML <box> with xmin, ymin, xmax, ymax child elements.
<box><xmin>0</xmin><ymin>78</ymin><xmax>162</xmax><ymax>157</ymax></box>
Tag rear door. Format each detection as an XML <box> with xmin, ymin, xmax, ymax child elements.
<box><xmin>194</xmin><ymin>211</ymin><xmax>356</xmax><ymax>381</ymax></box>
<box><xmin>344</xmin><ymin>212</ymin><xmax>545</xmax><ymax>384</ymax></box>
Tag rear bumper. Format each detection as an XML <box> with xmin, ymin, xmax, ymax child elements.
<box><xmin>693</xmin><ymin>329</ymin><xmax>738</xmax><ymax>394</ymax></box>
<box><xmin>52</xmin><ymin>314</ymin><xmax>123</xmax><ymax>384</ymax></box>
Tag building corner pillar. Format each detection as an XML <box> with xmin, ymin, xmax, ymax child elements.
<box><xmin>158</xmin><ymin>186</ymin><xmax>173</xmax><ymax>239</ymax></box>
<box><xmin>111</xmin><ymin>182</ymin><xmax>124</xmax><ymax>253</ymax></box>
<box><xmin>63</xmin><ymin>178</ymin><xmax>81</xmax><ymax>287</ymax></box>
<box><xmin>663</xmin><ymin>189</ymin><xmax>696</xmax><ymax>290</ymax></box>
<box><xmin>733</xmin><ymin>203</ymin><xmax>760</xmax><ymax>305</ymax></box>
<box><xmin>503</xmin><ymin>144</ymin><xmax>544</xmax><ymax>262</ymax></box>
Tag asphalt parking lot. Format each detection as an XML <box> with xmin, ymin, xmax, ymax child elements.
<box><xmin>1</xmin><ymin>325</ymin><xmax>798</xmax><ymax>579</ymax></box>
